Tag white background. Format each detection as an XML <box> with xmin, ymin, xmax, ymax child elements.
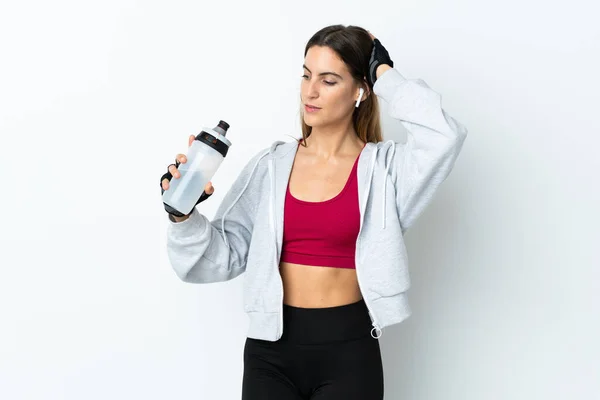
<box><xmin>1</xmin><ymin>0</ymin><xmax>598</xmax><ymax>399</ymax></box>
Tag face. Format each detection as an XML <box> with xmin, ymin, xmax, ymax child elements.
<box><xmin>301</xmin><ymin>45</ymin><xmax>365</xmax><ymax>129</ymax></box>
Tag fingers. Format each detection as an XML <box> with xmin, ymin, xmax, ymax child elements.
<box><xmin>162</xmin><ymin>147</ymin><xmax>212</xmax><ymax>195</ymax></box>
<box><xmin>163</xmin><ymin>153</ymin><xmax>186</xmax><ymax>191</ymax></box>
<box><xmin>176</xmin><ymin>153</ymin><xmax>186</xmax><ymax>164</ymax></box>
<box><xmin>168</xmin><ymin>164</ymin><xmax>180</xmax><ymax>180</ymax></box>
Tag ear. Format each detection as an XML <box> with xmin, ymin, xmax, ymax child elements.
<box><xmin>361</xmin><ymin>78</ymin><xmax>371</xmax><ymax>98</ymax></box>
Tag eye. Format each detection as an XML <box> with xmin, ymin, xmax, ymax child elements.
<box><xmin>301</xmin><ymin>75</ymin><xmax>336</xmax><ymax>86</ymax></box>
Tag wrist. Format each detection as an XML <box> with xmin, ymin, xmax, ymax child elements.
<box><xmin>376</xmin><ymin>64</ymin><xmax>392</xmax><ymax>80</ymax></box>
<box><xmin>168</xmin><ymin>210</ymin><xmax>193</xmax><ymax>222</ymax></box>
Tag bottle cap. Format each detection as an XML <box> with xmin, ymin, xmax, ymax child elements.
<box><xmin>217</xmin><ymin>120</ymin><xmax>230</xmax><ymax>133</ymax></box>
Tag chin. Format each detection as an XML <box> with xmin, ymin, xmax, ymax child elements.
<box><xmin>302</xmin><ymin>115</ymin><xmax>325</xmax><ymax>128</ymax></box>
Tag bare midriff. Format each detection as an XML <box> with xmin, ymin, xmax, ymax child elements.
<box><xmin>279</xmin><ymin>261</ymin><xmax>363</xmax><ymax>308</ymax></box>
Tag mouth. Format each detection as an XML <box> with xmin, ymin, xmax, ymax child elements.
<box><xmin>304</xmin><ymin>104</ymin><xmax>321</xmax><ymax>113</ymax></box>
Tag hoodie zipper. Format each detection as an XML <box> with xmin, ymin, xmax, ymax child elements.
<box><xmin>356</xmin><ymin>148</ymin><xmax>383</xmax><ymax>339</ymax></box>
<box><xmin>268</xmin><ymin>158</ymin><xmax>285</xmax><ymax>340</ymax></box>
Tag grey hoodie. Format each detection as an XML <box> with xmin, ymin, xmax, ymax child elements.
<box><xmin>166</xmin><ymin>67</ymin><xmax>468</xmax><ymax>342</ymax></box>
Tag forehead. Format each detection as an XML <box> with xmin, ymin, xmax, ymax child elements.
<box><xmin>304</xmin><ymin>46</ymin><xmax>349</xmax><ymax>76</ymax></box>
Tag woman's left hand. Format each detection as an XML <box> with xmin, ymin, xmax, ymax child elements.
<box><xmin>367</xmin><ymin>31</ymin><xmax>394</xmax><ymax>86</ymax></box>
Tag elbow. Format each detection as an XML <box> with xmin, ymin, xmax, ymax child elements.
<box><xmin>172</xmin><ymin>257</ymin><xmax>244</xmax><ymax>284</ymax></box>
<box><xmin>458</xmin><ymin>123</ymin><xmax>468</xmax><ymax>141</ymax></box>
<box><xmin>455</xmin><ymin>124</ymin><xmax>468</xmax><ymax>151</ymax></box>
<box><xmin>167</xmin><ymin>252</ymin><xmax>209</xmax><ymax>283</ymax></box>
<box><xmin>171</xmin><ymin>262</ymin><xmax>198</xmax><ymax>283</ymax></box>
<box><xmin>443</xmin><ymin>109</ymin><xmax>468</xmax><ymax>143</ymax></box>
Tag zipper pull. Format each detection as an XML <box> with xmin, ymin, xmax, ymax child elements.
<box><xmin>371</xmin><ymin>324</ymin><xmax>383</xmax><ymax>339</ymax></box>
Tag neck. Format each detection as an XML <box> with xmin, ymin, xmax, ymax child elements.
<box><xmin>304</xmin><ymin>120</ymin><xmax>362</xmax><ymax>158</ymax></box>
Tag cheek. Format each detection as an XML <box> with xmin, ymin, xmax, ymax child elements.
<box><xmin>299</xmin><ymin>84</ymin><xmax>351</xmax><ymax>114</ymax></box>
<box><xmin>326</xmin><ymin>89</ymin><xmax>352</xmax><ymax>111</ymax></box>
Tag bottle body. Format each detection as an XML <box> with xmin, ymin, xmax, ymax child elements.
<box><xmin>162</xmin><ymin>141</ymin><xmax>224</xmax><ymax>215</ymax></box>
<box><xmin>162</xmin><ymin>121</ymin><xmax>231</xmax><ymax>216</ymax></box>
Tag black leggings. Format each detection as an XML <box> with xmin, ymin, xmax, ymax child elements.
<box><xmin>242</xmin><ymin>298</ymin><xmax>384</xmax><ymax>399</ymax></box>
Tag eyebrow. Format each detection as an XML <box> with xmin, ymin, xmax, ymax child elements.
<box><xmin>303</xmin><ymin>65</ymin><xmax>343</xmax><ymax>80</ymax></box>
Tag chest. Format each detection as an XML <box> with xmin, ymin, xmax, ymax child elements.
<box><xmin>287</xmin><ymin>155</ymin><xmax>358</xmax><ymax>202</ymax></box>
<box><xmin>283</xmin><ymin>152</ymin><xmax>361</xmax><ymax>245</ymax></box>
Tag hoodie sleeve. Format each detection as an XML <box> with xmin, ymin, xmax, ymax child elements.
<box><xmin>373</xmin><ymin>68</ymin><xmax>468</xmax><ymax>233</ymax></box>
<box><xmin>165</xmin><ymin>149</ymin><xmax>266</xmax><ymax>283</ymax></box>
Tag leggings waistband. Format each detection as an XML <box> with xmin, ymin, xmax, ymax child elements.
<box><xmin>280</xmin><ymin>298</ymin><xmax>374</xmax><ymax>344</ymax></box>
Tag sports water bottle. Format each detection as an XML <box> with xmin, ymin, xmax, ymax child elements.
<box><xmin>162</xmin><ymin>120</ymin><xmax>232</xmax><ymax>216</ymax></box>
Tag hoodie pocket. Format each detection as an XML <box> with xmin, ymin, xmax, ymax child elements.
<box><xmin>243</xmin><ymin>269</ymin><xmax>283</xmax><ymax>314</ymax></box>
<box><xmin>243</xmin><ymin>277</ymin><xmax>261</xmax><ymax>312</ymax></box>
<box><xmin>364</xmin><ymin>237</ymin><xmax>410</xmax><ymax>299</ymax></box>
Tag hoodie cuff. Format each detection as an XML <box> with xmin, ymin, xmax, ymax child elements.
<box><xmin>373</xmin><ymin>67</ymin><xmax>408</xmax><ymax>104</ymax></box>
<box><xmin>167</xmin><ymin>207</ymin><xmax>208</xmax><ymax>235</ymax></box>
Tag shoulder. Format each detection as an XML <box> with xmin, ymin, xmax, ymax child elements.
<box><xmin>239</xmin><ymin>139</ymin><xmax>298</xmax><ymax>174</ymax></box>
<box><xmin>365</xmin><ymin>140</ymin><xmax>406</xmax><ymax>177</ymax></box>
<box><xmin>367</xmin><ymin>140</ymin><xmax>404</xmax><ymax>158</ymax></box>
<box><xmin>250</xmin><ymin>139</ymin><xmax>298</xmax><ymax>163</ymax></box>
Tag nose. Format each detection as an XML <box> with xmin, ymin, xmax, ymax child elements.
<box><xmin>305</xmin><ymin>79</ymin><xmax>319</xmax><ymax>100</ymax></box>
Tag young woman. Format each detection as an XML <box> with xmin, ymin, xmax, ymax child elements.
<box><xmin>160</xmin><ymin>25</ymin><xmax>467</xmax><ymax>400</ymax></box>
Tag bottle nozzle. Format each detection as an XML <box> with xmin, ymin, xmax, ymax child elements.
<box><xmin>216</xmin><ymin>120</ymin><xmax>230</xmax><ymax>136</ymax></box>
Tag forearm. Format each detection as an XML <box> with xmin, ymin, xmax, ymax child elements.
<box><xmin>166</xmin><ymin>206</ymin><xmax>251</xmax><ymax>283</ymax></box>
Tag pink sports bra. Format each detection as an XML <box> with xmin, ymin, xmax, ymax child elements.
<box><xmin>280</xmin><ymin>142</ymin><xmax>365</xmax><ymax>269</ymax></box>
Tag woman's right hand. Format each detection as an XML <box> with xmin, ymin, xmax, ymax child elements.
<box><xmin>160</xmin><ymin>135</ymin><xmax>215</xmax><ymax>219</ymax></box>
<box><xmin>161</xmin><ymin>134</ymin><xmax>215</xmax><ymax>195</ymax></box>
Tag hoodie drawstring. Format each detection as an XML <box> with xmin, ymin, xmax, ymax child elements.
<box><xmin>267</xmin><ymin>158</ymin><xmax>277</xmax><ymax>246</ymax></box>
<box><xmin>219</xmin><ymin>150</ymin><xmax>271</xmax><ymax>248</ymax></box>
<box><xmin>381</xmin><ymin>140</ymin><xmax>396</xmax><ymax>230</ymax></box>
<box><xmin>369</xmin><ymin>140</ymin><xmax>396</xmax><ymax>230</ymax></box>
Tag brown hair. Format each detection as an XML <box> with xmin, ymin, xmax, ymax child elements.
<box><xmin>299</xmin><ymin>24</ymin><xmax>382</xmax><ymax>146</ymax></box>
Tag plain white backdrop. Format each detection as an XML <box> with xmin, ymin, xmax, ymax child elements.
<box><xmin>1</xmin><ymin>0</ymin><xmax>598</xmax><ymax>399</ymax></box>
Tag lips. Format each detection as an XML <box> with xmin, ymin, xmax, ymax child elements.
<box><xmin>304</xmin><ymin>104</ymin><xmax>321</xmax><ymax>112</ymax></box>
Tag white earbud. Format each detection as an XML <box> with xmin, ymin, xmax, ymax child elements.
<box><xmin>355</xmin><ymin>87</ymin><xmax>364</xmax><ymax>108</ymax></box>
